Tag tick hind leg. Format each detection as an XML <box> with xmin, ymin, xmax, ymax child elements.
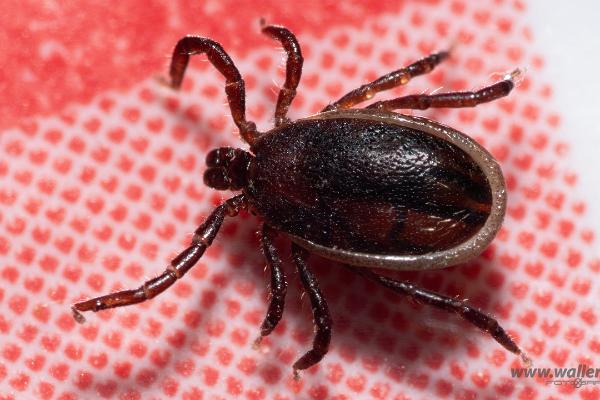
<box><xmin>291</xmin><ymin>244</ymin><xmax>332</xmax><ymax>379</ymax></box>
<box><xmin>168</xmin><ymin>36</ymin><xmax>258</xmax><ymax>145</ymax></box>
<box><xmin>322</xmin><ymin>49</ymin><xmax>451</xmax><ymax>112</ymax></box>
<box><xmin>71</xmin><ymin>195</ymin><xmax>247</xmax><ymax>322</ymax></box>
<box><xmin>347</xmin><ymin>266</ymin><xmax>531</xmax><ymax>366</ymax></box>
<box><xmin>253</xmin><ymin>224</ymin><xmax>288</xmax><ymax>347</ymax></box>
<box><xmin>261</xmin><ymin>22</ymin><xmax>304</xmax><ymax>127</ymax></box>
<box><xmin>367</xmin><ymin>69</ymin><xmax>522</xmax><ymax>111</ymax></box>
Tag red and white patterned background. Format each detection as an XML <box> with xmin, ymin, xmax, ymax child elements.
<box><xmin>1</xmin><ymin>1</ymin><xmax>599</xmax><ymax>399</ymax></box>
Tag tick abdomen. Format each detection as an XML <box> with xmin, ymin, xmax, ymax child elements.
<box><xmin>248</xmin><ymin>116</ymin><xmax>493</xmax><ymax>256</ymax></box>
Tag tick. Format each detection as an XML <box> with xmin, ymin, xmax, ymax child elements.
<box><xmin>72</xmin><ymin>23</ymin><xmax>530</xmax><ymax>377</ymax></box>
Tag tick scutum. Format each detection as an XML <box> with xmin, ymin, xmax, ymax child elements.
<box><xmin>247</xmin><ymin>114</ymin><xmax>493</xmax><ymax>257</ymax></box>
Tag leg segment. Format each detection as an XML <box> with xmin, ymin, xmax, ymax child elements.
<box><xmin>168</xmin><ymin>36</ymin><xmax>258</xmax><ymax>145</ymax></box>
<box><xmin>291</xmin><ymin>244</ymin><xmax>332</xmax><ymax>379</ymax></box>
<box><xmin>347</xmin><ymin>266</ymin><xmax>531</xmax><ymax>365</ymax></box>
<box><xmin>254</xmin><ymin>224</ymin><xmax>287</xmax><ymax>347</ymax></box>
<box><xmin>72</xmin><ymin>195</ymin><xmax>247</xmax><ymax>323</ymax></box>
<box><xmin>261</xmin><ymin>23</ymin><xmax>304</xmax><ymax>127</ymax></box>
<box><xmin>322</xmin><ymin>49</ymin><xmax>451</xmax><ymax>112</ymax></box>
<box><xmin>367</xmin><ymin>69</ymin><xmax>521</xmax><ymax>111</ymax></box>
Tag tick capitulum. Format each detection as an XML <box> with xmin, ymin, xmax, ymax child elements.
<box><xmin>72</xmin><ymin>22</ymin><xmax>531</xmax><ymax>378</ymax></box>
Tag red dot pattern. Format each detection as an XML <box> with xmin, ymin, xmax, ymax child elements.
<box><xmin>1</xmin><ymin>1</ymin><xmax>599</xmax><ymax>399</ymax></box>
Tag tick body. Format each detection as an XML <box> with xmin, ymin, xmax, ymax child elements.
<box><xmin>249</xmin><ymin>109</ymin><xmax>506</xmax><ymax>270</ymax></box>
<box><xmin>72</xmin><ymin>23</ymin><xmax>530</xmax><ymax>378</ymax></box>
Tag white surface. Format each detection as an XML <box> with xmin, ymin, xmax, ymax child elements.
<box><xmin>529</xmin><ymin>0</ymin><xmax>600</xmax><ymax>224</ymax></box>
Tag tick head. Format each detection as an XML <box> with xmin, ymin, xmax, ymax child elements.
<box><xmin>204</xmin><ymin>147</ymin><xmax>253</xmax><ymax>190</ymax></box>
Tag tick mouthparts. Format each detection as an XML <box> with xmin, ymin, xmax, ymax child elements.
<box><xmin>71</xmin><ymin>307</ymin><xmax>86</xmax><ymax>324</ymax></box>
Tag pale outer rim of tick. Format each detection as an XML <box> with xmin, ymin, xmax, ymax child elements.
<box><xmin>284</xmin><ymin>108</ymin><xmax>507</xmax><ymax>271</ymax></box>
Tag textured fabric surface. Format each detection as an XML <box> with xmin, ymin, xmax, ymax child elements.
<box><xmin>1</xmin><ymin>1</ymin><xmax>599</xmax><ymax>399</ymax></box>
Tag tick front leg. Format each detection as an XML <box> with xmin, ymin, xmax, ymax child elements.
<box><xmin>348</xmin><ymin>266</ymin><xmax>531</xmax><ymax>366</ymax></box>
<box><xmin>261</xmin><ymin>22</ymin><xmax>304</xmax><ymax>127</ymax></box>
<box><xmin>253</xmin><ymin>224</ymin><xmax>287</xmax><ymax>347</ymax></box>
<box><xmin>367</xmin><ymin>69</ymin><xmax>522</xmax><ymax>111</ymax></box>
<box><xmin>168</xmin><ymin>36</ymin><xmax>258</xmax><ymax>145</ymax></box>
<box><xmin>71</xmin><ymin>195</ymin><xmax>247</xmax><ymax>323</ymax></box>
<box><xmin>291</xmin><ymin>244</ymin><xmax>332</xmax><ymax>379</ymax></box>
<box><xmin>322</xmin><ymin>49</ymin><xmax>451</xmax><ymax>112</ymax></box>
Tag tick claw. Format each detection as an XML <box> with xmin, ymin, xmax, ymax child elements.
<box><xmin>252</xmin><ymin>336</ymin><xmax>263</xmax><ymax>350</ymax></box>
<box><xmin>520</xmin><ymin>352</ymin><xmax>533</xmax><ymax>368</ymax></box>
<box><xmin>154</xmin><ymin>75</ymin><xmax>176</xmax><ymax>90</ymax></box>
<box><xmin>71</xmin><ymin>307</ymin><xmax>86</xmax><ymax>324</ymax></box>
<box><xmin>505</xmin><ymin>67</ymin><xmax>526</xmax><ymax>86</ymax></box>
<box><xmin>447</xmin><ymin>37</ymin><xmax>459</xmax><ymax>55</ymax></box>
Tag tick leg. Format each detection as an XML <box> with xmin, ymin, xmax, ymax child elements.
<box><xmin>71</xmin><ymin>195</ymin><xmax>247</xmax><ymax>323</ymax></box>
<box><xmin>322</xmin><ymin>49</ymin><xmax>451</xmax><ymax>112</ymax></box>
<box><xmin>291</xmin><ymin>244</ymin><xmax>332</xmax><ymax>379</ymax></box>
<box><xmin>253</xmin><ymin>224</ymin><xmax>287</xmax><ymax>347</ymax></box>
<box><xmin>261</xmin><ymin>22</ymin><xmax>304</xmax><ymax>127</ymax></box>
<box><xmin>348</xmin><ymin>266</ymin><xmax>531</xmax><ymax>366</ymax></box>
<box><xmin>367</xmin><ymin>69</ymin><xmax>521</xmax><ymax>111</ymax></box>
<box><xmin>168</xmin><ymin>36</ymin><xmax>258</xmax><ymax>145</ymax></box>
